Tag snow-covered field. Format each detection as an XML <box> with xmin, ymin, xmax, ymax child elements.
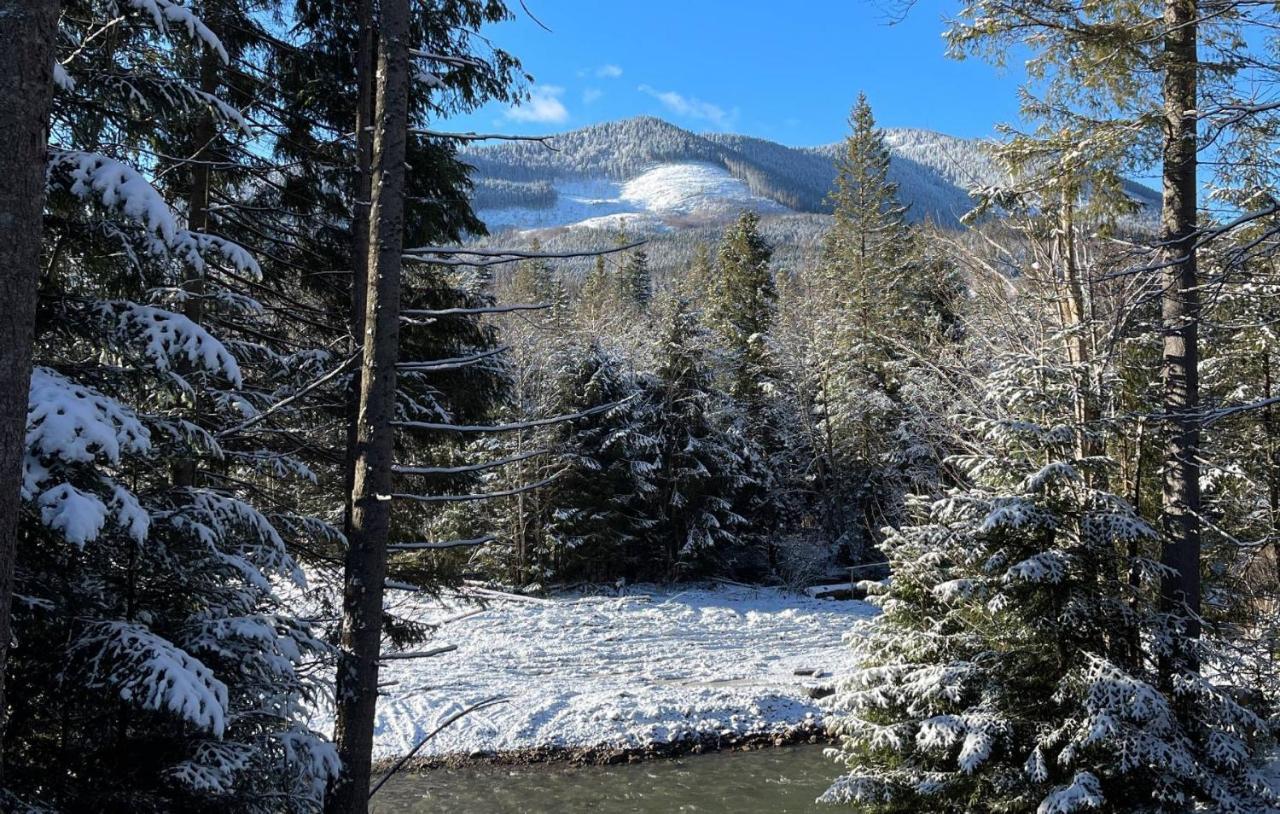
<box><xmin>317</xmin><ymin>584</ymin><xmax>873</xmax><ymax>762</ymax></box>
<box><xmin>475</xmin><ymin>161</ymin><xmax>792</xmax><ymax>233</ymax></box>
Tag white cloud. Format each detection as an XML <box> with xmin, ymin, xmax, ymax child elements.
<box><xmin>505</xmin><ymin>85</ymin><xmax>569</xmax><ymax>124</ymax></box>
<box><xmin>579</xmin><ymin>64</ymin><xmax>624</xmax><ymax>79</ymax></box>
<box><xmin>582</xmin><ymin>88</ymin><xmax>604</xmax><ymax>105</ymax></box>
<box><xmin>637</xmin><ymin>84</ymin><xmax>735</xmax><ymax>129</ymax></box>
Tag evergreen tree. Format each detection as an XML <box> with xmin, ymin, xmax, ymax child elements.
<box><xmin>545</xmin><ymin>343</ymin><xmax>660</xmax><ymax>580</ymax></box>
<box><xmin>824</xmin><ymin>352</ymin><xmax>1275</xmax><ymax>813</ymax></box>
<box><xmin>650</xmin><ymin>299</ymin><xmax>751</xmax><ymax>579</ymax></box>
<box><xmin>5</xmin><ymin>4</ymin><xmax>340</xmax><ymax>808</ymax></box>
<box><xmin>807</xmin><ymin>94</ymin><xmax>926</xmax><ymax>558</ymax></box>
<box><xmin>621</xmin><ymin>247</ymin><xmax>653</xmax><ymax>312</ymax></box>
<box><xmin>709</xmin><ymin>211</ymin><xmax>778</xmax><ymax>404</ymax></box>
<box><xmin>580</xmin><ymin>253</ymin><xmax>614</xmax><ymax>318</ymax></box>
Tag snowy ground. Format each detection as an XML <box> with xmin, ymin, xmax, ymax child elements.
<box><xmin>316</xmin><ymin>584</ymin><xmax>874</xmax><ymax>762</ymax></box>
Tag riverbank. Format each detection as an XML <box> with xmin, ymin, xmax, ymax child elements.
<box><xmin>315</xmin><ymin>583</ymin><xmax>874</xmax><ymax>767</ymax></box>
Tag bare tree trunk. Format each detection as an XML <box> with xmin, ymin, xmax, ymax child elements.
<box><xmin>327</xmin><ymin>0</ymin><xmax>410</xmax><ymax>808</ymax></box>
<box><xmin>342</xmin><ymin>0</ymin><xmax>378</xmax><ymax>537</ymax></box>
<box><xmin>174</xmin><ymin>49</ymin><xmax>218</xmax><ymax>489</ymax></box>
<box><xmin>0</xmin><ymin>0</ymin><xmax>59</xmax><ymax>772</ymax></box>
<box><xmin>1054</xmin><ymin>197</ymin><xmax>1101</xmax><ymax>466</ymax></box>
<box><xmin>1158</xmin><ymin>0</ymin><xmax>1202</xmax><ymax>670</ymax></box>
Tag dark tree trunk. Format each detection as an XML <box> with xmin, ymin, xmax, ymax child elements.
<box><xmin>327</xmin><ymin>0</ymin><xmax>410</xmax><ymax>808</ymax></box>
<box><xmin>0</xmin><ymin>0</ymin><xmax>59</xmax><ymax>772</ymax></box>
<box><xmin>174</xmin><ymin>49</ymin><xmax>218</xmax><ymax>489</ymax></box>
<box><xmin>1158</xmin><ymin>0</ymin><xmax>1202</xmax><ymax>669</ymax></box>
<box><xmin>342</xmin><ymin>0</ymin><xmax>378</xmax><ymax>537</ymax></box>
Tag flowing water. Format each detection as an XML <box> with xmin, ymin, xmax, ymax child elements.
<box><xmin>370</xmin><ymin>744</ymin><xmax>838</xmax><ymax>813</ymax></box>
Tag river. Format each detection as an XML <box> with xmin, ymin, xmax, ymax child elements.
<box><xmin>370</xmin><ymin>744</ymin><xmax>838</xmax><ymax>813</ymax></box>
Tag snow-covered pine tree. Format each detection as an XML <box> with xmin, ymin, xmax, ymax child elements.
<box><xmin>706</xmin><ymin>212</ymin><xmax>789</xmax><ymax>573</ymax></box>
<box><xmin>823</xmin><ymin>351</ymin><xmax>1276</xmax><ymax>813</ymax></box>
<box><xmin>6</xmin><ymin>3</ymin><xmax>340</xmax><ymax>809</ymax></box>
<box><xmin>544</xmin><ymin>342</ymin><xmax>660</xmax><ymax>581</ymax></box>
<box><xmin>709</xmin><ymin>210</ymin><xmax>778</xmax><ymax>404</ymax></box>
<box><xmin>804</xmin><ymin>94</ymin><xmax>936</xmax><ymax>559</ymax></box>
<box><xmin>650</xmin><ymin>298</ymin><xmax>752</xmax><ymax>579</ymax></box>
<box><xmin>621</xmin><ymin>247</ymin><xmax>654</xmax><ymax>313</ymax></box>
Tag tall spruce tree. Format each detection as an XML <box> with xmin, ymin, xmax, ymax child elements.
<box><xmin>651</xmin><ymin>298</ymin><xmax>750</xmax><ymax>579</ymax></box>
<box><xmin>710</xmin><ymin>211</ymin><xmax>778</xmax><ymax>404</ymax></box>
<box><xmin>621</xmin><ymin>247</ymin><xmax>653</xmax><ymax>312</ymax></box>
<box><xmin>808</xmin><ymin>94</ymin><xmax>921</xmax><ymax>558</ymax></box>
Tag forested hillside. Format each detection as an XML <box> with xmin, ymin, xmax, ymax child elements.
<box><xmin>463</xmin><ymin>116</ymin><xmax>1159</xmax><ymax>230</ymax></box>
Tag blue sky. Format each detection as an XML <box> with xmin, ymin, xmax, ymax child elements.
<box><xmin>440</xmin><ymin>0</ymin><xmax>1028</xmax><ymax>145</ymax></box>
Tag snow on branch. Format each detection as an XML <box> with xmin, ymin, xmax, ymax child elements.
<box><xmin>53</xmin><ymin>61</ymin><xmax>76</xmax><ymax>91</ymax></box>
<box><xmin>173</xmin><ymin>229</ymin><xmax>261</xmax><ymax>279</ymax></box>
<box><xmin>26</xmin><ymin>367</ymin><xmax>150</xmax><ymax>476</ymax></box>
<box><xmin>170</xmin><ymin>490</ymin><xmax>303</xmax><ymax>587</ymax></box>
<box><xmin>409</xmin><ymin>50</ymin><xmax>490</xmax><ymax>69</ymax></box>
<box><xmin>98</xmin><ymin>301</ymin><xmax>243</xmax><ymax>386</ymax></box>
<box><xmin>37</xmin><ymin>483</ymin><xmax>109</xmax><ymax>548</ymax></box>
<box><xmin>54</xmin><ymin>150</ymin><xmax>179</xmax><ymax>241</ymax></box>
<box><xmin>404</xmin><ymin>241</ymin><xmax>646</xmax><ymax>268</ymax></box>
<box><xmin>379</xmin><ymin>645</ymin><xmax>458</xmax><ymax>661</ymax></box>
<box><xmin>114</xmin><ymin>0</ymin><xmax>229</xmax><ymax>63</ymax></box>
<box><xmin>401</xmin><ymin>303</ymin><xmax>549</xmax><ymax>319</ymax></box>
<box><xmin>392</xmin><ymin>399</ymin><xmax>629</xmax><ymax>434</ymax></box>
<box><xmin>70</xmin><ymin>621</ymin><xmax>229</xmax><ymax>736</ymax></box>
<box><xmin>397</xmin><ymin>346</ymin><xmax>509</xmax><ymax>372</ymax></box>
<box><xmin>392</xmin><ymin>449</ymin><xmax>548</xmax><ymax>476</ymax></box>
<box><xmin>51</xmin><ymin>151</ymin><xmax>259</xmax><ymax>275</ymax></box>
<box><xmin>387</xmin><ymin>536</ymin><xmax>498</xmax><ymax>551</ymax></box>
<box><xmin>410</xmin><ymin>129</ymin><xmax>557</xmax><ymax>149</ymax></box>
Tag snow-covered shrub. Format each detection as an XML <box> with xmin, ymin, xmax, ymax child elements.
<box><xmin>823</xmin><ymin>356</ymin><xmax>1278</xmax><ymax>813</ymax></box>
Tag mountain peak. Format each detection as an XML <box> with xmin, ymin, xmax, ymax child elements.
<box><xmin>464</xmin><ymin>117</ymin><xmax>1155</xmax><ymax>233</ymax></box>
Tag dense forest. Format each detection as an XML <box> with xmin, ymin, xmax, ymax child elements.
<box><xmin>3</xmin><ymin>0</ymin><xmax>1280</xmax><ymax>812</ymax></box>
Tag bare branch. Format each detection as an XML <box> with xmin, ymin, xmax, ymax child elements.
<box><xmin>397</xmin><ymin>346</ymin><xmax>508</xmax><ymax>372</ymax></box>
<box><xmin>402</xmin><ymin>303</ymin><xmax>549</xmax><ymax>318</ymax></box>
<box><xmin>217</xmin><ymin>353</ymin><xmax>358</xmax><ymax>438</ymax></box>
<box><xmin>388</xmin><ymin>536</ymin><xmax>498</xmax><ymax>551</ymax></box>
<box><xmin>392</xmin><ymin>474</ymin><xmax>560</xmax><ymax>504</ymax></box>
<box><xmin>379</xmin><ymin>645</ymin><xmax>458</xmax><ymax>661</ymax></box>
<box><xmin>393</xmin><ymin>449</ymin><xmax>549</xmax><ymax>475</ymax></box>
<box><xmin>369</xmin><ymin>695</ymin><xmax>509</xmax><ymax>798</ymax></box>
<box><xmin>393</xmin><ymin>399</ymin><xmax>629</xmax><ymax>434</ymax></box>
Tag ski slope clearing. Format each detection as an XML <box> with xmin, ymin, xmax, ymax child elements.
<box><xmin>328</xmin><ymin>584</ymin><xmax>874</xmax><ymax>763</ymax></box>
<box><xmin>475</xmin><ymin>162</ymin><xmax>791</xmax><ymax>233</ymax></box>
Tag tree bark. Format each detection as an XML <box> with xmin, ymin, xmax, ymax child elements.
<box><xmin>174</xmin><ymin>49</ymin><xmax>218</xmax><ymax>489</ymax></box>
<box><xmin>327</xmin><ymin>0</ymin><xmax>409</xmax><ymax>808</ymax></box>
<box><xmin>342</xmin><ymin>0</ymin><xmax>378</xmax><ymax>537</ymax></box>
<box><xmin>0</xmin><ymin>0</ymin><xmax>60</xmax><ymax>773</ymax></box>
<box><xmin>1158</xmin><ymin>0</ymin><xmax>1202</xmax><ymax>668</ymax></box>
<box><xmin>1054</xmin><ymin>197</ymin><xmax>1101</xmax><ymax>466</ymax></box>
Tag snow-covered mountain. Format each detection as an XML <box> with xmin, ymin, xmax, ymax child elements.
<box><xmin>463</xmin><ymin>116</ymin><xmax>1160</xmax><ymax>234</ymax></box>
